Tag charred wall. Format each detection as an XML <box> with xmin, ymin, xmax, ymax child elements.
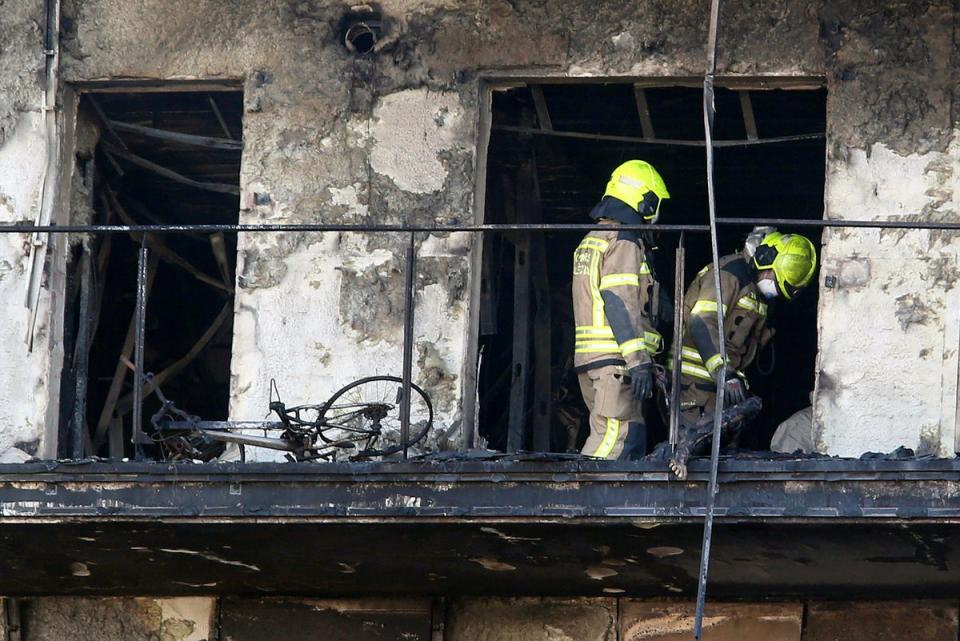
<box><xmin>815</xmin><ymin>1</ymin><xmax>960</xmax><ymax>455</ymax></box>
<box><xmin>45</xmin><ymin>0</ymin><xmax>827</xmax><ymax>456</ymax></box>
<box><xmin>0</xmin><ymin>0</ymin><xmax>956</xmax><ymax>456</ymax></box>
<box><xmin>0</xmin><ymin>0</ymin><xmax>60</xmax><ymax>461</ymax></box>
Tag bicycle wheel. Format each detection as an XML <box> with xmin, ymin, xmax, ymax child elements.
<box><xmin>317</xmin><ymin>376</ymin><xmax>433</xmax><ymax>458</ymax></box>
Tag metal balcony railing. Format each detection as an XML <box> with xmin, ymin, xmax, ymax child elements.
<box><xmin>1</xmin><ymin>215</ymin><xmax>955</xmax><ymax>462</ymax></box>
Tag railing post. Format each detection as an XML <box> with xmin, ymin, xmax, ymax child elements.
<box><xmin>669</xmin><ymin>232</ymin><xmax>685</xmax><ymax>449</ymax></box>
<box><xmin>132</xmin><ymin>237</ymin><xmax>149</xmax><ymax>460</ymax></box>
<box><xmin>400</xmin><ymin>231</ymin><xmax>417</xmax><ymax>459</ymax></box>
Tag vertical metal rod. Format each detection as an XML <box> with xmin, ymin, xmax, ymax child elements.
<box><xmin>669</xmin><ymin>232</ymin><xmax>685</xmax><ymax>448</ymax></box>
<box><xmin>132</xmin><ymin>238</ymin><xmax>149</xmax><ymax>460</ymax></box>
<box><xmin>695</xmin><ymin>0</ymin><xmax>725</xmax><ymax>638</ymax></box>
<box><xmin>71</xmin><ymin>250</ymin><xmax>93</xmax><ymax>459</ymax></box>
<box><xmin>400</xmin><ymin>232</ymin><xmax>417</xmax><ymax>459</ymax></box>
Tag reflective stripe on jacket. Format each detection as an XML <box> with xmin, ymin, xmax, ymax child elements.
<box><xmin>669</xmin><ymin>253</ymin><xmax>771</xmax><ymax>382</ymax></box>
<box><xmin>572</xmin><ymin>225</ymin><xmax>662</xmax><ymax>372</ymax></box>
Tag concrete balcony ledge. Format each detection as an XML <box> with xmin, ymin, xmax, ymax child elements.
<box><xmin>1</xmin><ymin>457</ymin><xmax>960</xmax><ymax>598</ymax></box>
<box><xmin>0</xmin><ymin>456</ymin><xmax>958</xmax><ymax>520</ymax></box>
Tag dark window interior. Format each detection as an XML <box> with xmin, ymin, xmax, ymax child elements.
<box><xmin>478</xmin><ymin>82</ymin><xmax>826</xmax><ymax>453</ymax></box>
<box><xmin>60</xmin><ymin>90</ymin><xmax>242</xmax><ymax>458</ymax></box>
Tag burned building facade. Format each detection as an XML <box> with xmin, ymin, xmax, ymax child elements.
<box><xmin>0</xmin><ymin>0</ymin><xmax>959</xmax><ymax>639</ymax></box>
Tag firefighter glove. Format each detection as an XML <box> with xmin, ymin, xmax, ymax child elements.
<box><xmin>628</xmin><ymin>363</ymin><xmax>654</xmax><ymax>401</ymax></box>
<box><xmin>722</xmin><ymin>367</ymin><xmax>747</xmax><ymax>406</ymax></box>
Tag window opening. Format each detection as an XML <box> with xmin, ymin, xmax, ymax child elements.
<box><xmin>477</xmin><ymin>81</ymin><xmax>826</xmax><ymax>454</ymax></box>
<box><xmin>59</xmin><ymin>89</ymin><xmax>243</xmax><ymax>459</ymax></box>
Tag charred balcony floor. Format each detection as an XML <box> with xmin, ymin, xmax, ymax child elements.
<box><xmin>2</xmin><ymin>458</ymin><xmax>960</xmax><ymax>598</ymax></box>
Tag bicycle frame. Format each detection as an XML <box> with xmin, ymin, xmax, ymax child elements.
<box><xmin>150</xmin><ymin>375</ymin><xmax>433</xmax><ymax>462</ymax></box>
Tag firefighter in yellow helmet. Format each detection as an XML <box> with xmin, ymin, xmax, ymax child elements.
<box><xmin>572</xmin><ymin>160</ymin><xmax>670</xmax><ymax>460</ymax></box>
<box><xmin>670</xmin><ymin>229</ymin><xmax>817</xmax><ymax>429</ymax></box>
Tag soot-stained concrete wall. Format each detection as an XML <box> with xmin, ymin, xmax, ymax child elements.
<box><xmin>20</xmin><ymin>597</ymin><xmax>215</xmax><ymax>641</ymax></box>
<box><xmin>43</xmin><ymin>0</ymin><xmax>825</xmax><ymax>458</ymax></box>
<box><xmin>0</xmin><ymin>0</ymin><xmax>63</xmax><ymax>461</ymax></box>
<box><xmin>0</xmin><ymin>0</ymin><xmax>956</xmax><ymax>458</ymax></box>
<box><xmin>9</xmin><ymin>597</ymin><xmax>958</xmax><ymax>641</ymax></box>
<box><xmin>814</xmin><ymin>1</ymin><xmax>960</xmax><ymax>456</ymax></box>
<box><xmin>448</xmin><ymin>597</ymin><xmax>618</xmax><ymax>641</ymax></box>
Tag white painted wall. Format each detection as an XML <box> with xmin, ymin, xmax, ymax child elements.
<box><xmin>0</xmin><ymin>110</ymin><xmax>60</xmax><ymax>461</ymax></box>
<box><xmin>229</xmin><ymin>88</ymin><xmax>472</xmax><ymax>461</ymax></box>
<box><xmin>815</xmin><ymin>137</ymin><xmax>960</xmax><ymax>456</ymax></box>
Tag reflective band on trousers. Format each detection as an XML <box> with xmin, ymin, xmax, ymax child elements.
<box><xmin>591</xmin><ymin>417</ymin><xmax>620</xmax><ymax>458</ymax></box>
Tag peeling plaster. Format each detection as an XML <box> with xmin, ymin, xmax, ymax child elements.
<box><xmin>369</xmin><ymin>89</ymin><xmax>466</xmax><ymax>194</ymax></box>
<box><xmin>21</xmin><ymin>597</ymin><xmax>215</xmax><ymax>641</ymax></box>
<box><xmin>0</xmin><ymin>110</ymin><xmax>54</xmax><ymax>460</ymax></box>
<box><xmin>817</xmin><ymin>135</ymin><xmax>960</xmax><ymax>457</ymax></box>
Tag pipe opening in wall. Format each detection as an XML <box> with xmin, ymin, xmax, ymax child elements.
<box><xmin>342</xmin><ymin>17</ymin><xmax>381</xmax><ymax>55</ymax></box>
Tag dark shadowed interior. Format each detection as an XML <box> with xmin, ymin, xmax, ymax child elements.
<box><xmin>478</xmin><ymin>82</ymin><xmax>826</xmax><ymax>453</ymax></box>
<box><xmin>59</xmin><ymin>90</ymin><xmax>242</xmax><ymax>458</ymax></box>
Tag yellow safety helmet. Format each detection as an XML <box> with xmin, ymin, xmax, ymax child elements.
<box><xmin>752</xmin><ymin>231</ymin><xmax>817</xmax><ymax>300</ymax></box>
<box><xmin>602</xmin><ymin>160</ymin><xmax>670</xmax><ymax>223</ymax></box>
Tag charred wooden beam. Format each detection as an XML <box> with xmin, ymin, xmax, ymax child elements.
<box><xmin>210</xmin><ymin>232</ymin><xmax>233</xmax><ymax>288</ymax></box>
<box><xmin>633</xmin><ymin>85</ymin><xmax>656</xmax><ymax>140</ymax></box>
<box><xmin>92</xmin><ymin>253</ymin><xmax>159</xmax><ymax>450</ymax></box>
<box><xmin>739</xmin><ymin>90</ymin><xmax>759</xmax><ymax>141</ymax></box>
<box><xmin>107</xmin><ymin>189</ymin><xmax>234</xmax><ymax>294</ymax></box>
<box><xmin>506</xmin><ymin>177</ymin><xmax>532</xmax><ymax>452</ymax></box>
<box><xmin>102</xmin><ymin>143</ymin><xmax>241</xmax><ymax>195</ymax></box>
<box><xmin>87</xmin><ymin>95</ymin><xmax>129</xmax><ymax>151</ymax></box>
<box><xmin>530</xmin><ymin>85</ymin><xmax>553</xmax><ymax>131</ymax></box>
<box><xmin>71</xmin><ymin>250</ymin><xmax>93</xmax><ymax>459</ymax></box>
<box><xmin>107</xmin><ymin>119</ymin><xmax>242</xmax><ymax>150</ymax></box>
<box><xmin>518</xmin><ymin>151</ymin><xmax>552</xmax><ymax>453</ymax></box>
<box><xmin>115</xmin><ymin>300</ymin><xmax>233</xmax><ymax>416</ymax></box>
<box><xmin>208</xmin><ymin>94</ymin><xmax>235</xmax><ymax>140</ymax></box>
<box><xmin>492</xmin><ymin>125</ymin><xmax>822</xmax><ymax>148</ymax></box>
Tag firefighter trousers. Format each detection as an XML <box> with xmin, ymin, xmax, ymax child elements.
<box><xmin>679</xmin><ymin>378</ymin><xmax>718</xmax><ymax>428</ymax></box>
<box><xmin>578</xmin><ymin>364</ymin><xmax>648</xmax><ymax>460</ymax></box>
